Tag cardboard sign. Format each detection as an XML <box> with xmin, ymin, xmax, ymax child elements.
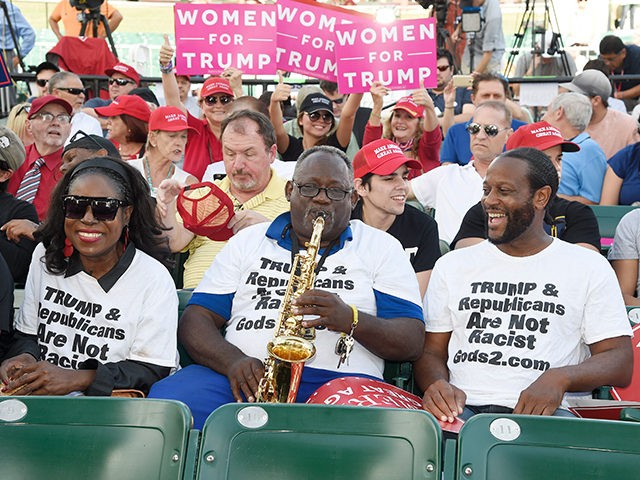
<box><xmin>174</xmin><ymin>4</ymin><xmax>277</xmax><ymax>75</ymax></box>
<box><xmin>275</xmin><ymin>0</ymin><xmax>369</xmax><ymax>82</ymax></box>
<box><xmin>307</xmin><ymin>376</ymin><xmax>464</xmax><ymax>433</ymax></box>
<box><xmin>335</xmin><ymin>18</ymin><xmax>437</xmax><ymax>93</ymax></box>
<box><xmin>611</xmin><ymin>323</ymin><xmax>640</xmax><ymax>401</ymax></box>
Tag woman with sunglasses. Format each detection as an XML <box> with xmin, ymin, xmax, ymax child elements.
<box><xmin>0</xmin><ymin>157</ymin><xmax>178</xmax><ymax>397</ymax></box>
<box><xmin>269</xmin><ymin>74</ymin><xmax>363</xmax><ymax>162</ymax></box>
<box><xmin>363</xmin><ymin>81</ymin><xmax>442</xmax><ymax>178</ymax></box>
<box><xmin>95</xmin><ymin>95</ymin><xmax>151</xmax><ymax>160</ymax></box>
<box><xmin>129</xmin><ymin>106</ymin><xmax>198</xmax><ymax>197</ymax></box>
<box><xmin>159</xmin><ymin>35</ymin><xmax>241</xmax><ymax>181</ymax></box>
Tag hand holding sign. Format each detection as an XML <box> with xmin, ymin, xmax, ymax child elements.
<box><xmin>221</xmin><ymin>67</ymin><xmax>244</xmax><ymax>97</ymax></box>
<box><xmin>160</xmin><ymin>34</ymin><xmax>175</xmax><ymax>68</ymax></box>
<box><xmin>369</xmin><ymin>81</ymin><xmax>389</xmax><ymax>108</ymax></box>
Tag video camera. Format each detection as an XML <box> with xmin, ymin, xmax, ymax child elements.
<box><xmin>69</xmin><ymin>0</ymin><xmax>104</xmax><ymax>12</ymax></box>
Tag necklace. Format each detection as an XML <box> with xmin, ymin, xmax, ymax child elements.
<box><xmin>144</xmin><ymin>156</ymin><xmax>174</xmax><ymax>195</ymax></box>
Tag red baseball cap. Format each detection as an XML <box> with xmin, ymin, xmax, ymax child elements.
<box><xmin>95</xmin><ymin>95</ymin><xmax>151</xmax><ymax>122</ymax></box>
<box><xmin>392</xmin><ymin>96</ymin><xmax>424</xmax><ymax>118</ymax></box>
<box><xmin>28</xmin><ymin>95</ymin><xmax>72</xmax><ymax>119</ymax></box>
<box><xmin>105</xmin><ymin>62</ymin><xmax>140</xmax><ymax>85</ymax></box>
<box><xmin>353</xmin><ymin>139</ymin><xmax>422</xmax><ymax>178</ymax></box>
<box><xmin>149</xmin><ymin>106</ymin><xmax>196</xmax><ymax>132</ymax></box>
<box><xmin>177</xmin><ymin>182</ymin><xmax>235</xmax><ymax>241</ymax></box>
<box><xmin>200</xmin><ymin>77</ymin><xmax>234</xmax><ymax>98</ymax></box>
<box><xmin>507</xmin><ymin>121</ymin><xmax>580</xmax><ymax>153</ymax></box>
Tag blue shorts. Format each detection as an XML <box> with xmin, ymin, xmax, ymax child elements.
<box><xmin>148</xmin><ymin>364</ymin><xmax>380</xmax><ymax>429</ymax></box>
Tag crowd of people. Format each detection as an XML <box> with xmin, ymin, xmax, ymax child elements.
<box><xmin>0</xmin><ymin>5</ymin><xmax>639</xmax><ymax>435</ymax></box>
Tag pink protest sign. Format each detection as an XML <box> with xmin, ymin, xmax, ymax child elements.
<box><xmin>335</xmin><ymin>18</ymin><xmax>438</xmax><ymax>93</ymax></box>
<box><xmin>276</xmin><ymin>0</ymin><xmax>371</xmax><ymax>81</ymax></box>
<box><xmin>174</xmin><ymin>4</ymin><xmax>277</xmax><ymax>75</ymax></box>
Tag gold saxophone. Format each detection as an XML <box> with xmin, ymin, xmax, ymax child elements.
<box><xmin>256</xmin><ymin>215</ymin><xmax>325</xmax><ymax>403</ymax></box>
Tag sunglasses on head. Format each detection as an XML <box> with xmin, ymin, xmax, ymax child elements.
<box><xmin>63</xmin><ymin>195</ymin><xmax>128</xmax><ymax>221</ymax></box>
<box><xmin>466</xmin><ymin>122</ymin><xmax>509</xmax><ymax>137</ymax></box>
<box><xmin>108</xmin><ymin>78</ymin><xmax>135</xmax><ymax>86</ymax></box>
<box><xmin>436</xmin><ymin>65</ymin><xmax>451</xmax><ymax>72</ymax></box>
<box><xmin>305</xmin><ymin>111</ymin><xmax>333</xmax><ymax>123</ymax></box>
<box><xmin>35</xmin><ymin>79</ymin><xmax>49</xmax><ymax>88</ymax></box>
<box><xmin>56</xmin><ymin>87</ymin><xmax>86</xmax><ymax>96</ymax></box>
<box><xmin>203</xmin><ymin>95</ymin><xmax>234</xmax><ymax>106</ymax></box>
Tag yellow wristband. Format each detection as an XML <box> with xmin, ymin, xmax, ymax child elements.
<box><xmin>348</xmin><ymin>304</ymin><xmax>358</xmax><ymax>334</ymax></box>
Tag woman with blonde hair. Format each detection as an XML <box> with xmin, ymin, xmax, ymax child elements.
<box><xmin>6</xmin><ymin>103</ymin><xmax>34</xmax><ymax>147</ymax></box>
<box><xmin>128</xmin><ymin>106</ymin><xmax>197</xmax><ymax>197</ymax></box>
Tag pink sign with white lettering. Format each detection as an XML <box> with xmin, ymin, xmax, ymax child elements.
<box><xmin>335</xmin><ymin>18</ymin><xmax>438</xmax><ymax>93</ymax></box>
<box><xmin>174</xmin><ymin>4</ymin><xmax>277</xmax><ymax>75</ymax></box>
<box><xmin>276</xmin><ymin>0</ymin><xmax>370</xmax><ymax>82</ymax></box>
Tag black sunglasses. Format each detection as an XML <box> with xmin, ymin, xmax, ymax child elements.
<box><xmin>63</xmin><ymin>195</ymin><xmax>128</xmax><ymax>221</ymax></box>
<box><xmin>292</xmin><ymin>182</ymin><xmax>352</xmax><ymax>201</ymax></box>
<box><xmin>305</xmin><ymin>111</ymin><xmax>333</xmax><ymax>123</ymax></box>
<box><xmin>108</xmin><ymin>78</ymin><xmax>135</xmax><ymax>86</ymax></box>
<box><xmin>466</xmin><ymin>122</ymin><xmax>509</xmax><ymax>137</ymax></box>
<box><xmin>35</xmin><ymin>79</ymin><xmax>48</xmax><ymax>87</ymax></box>
<box><xmin>331</xmin><ymin>96</ymin><xmax>346</xmax><ymax>105</ymax></box>
<box><xmin>56</xmin><ymin>87</ymin><xmax>86</xmax><ymax>95</ymax></box>
<box><xmin>203</xmin><ymin>95</ymin><xmax>234</xmax><ymax>106</ymax></box>
<box><xmin>436</xmin><ymin>65</ymin><xmax>451</xmax><ymax>72</ymax></box>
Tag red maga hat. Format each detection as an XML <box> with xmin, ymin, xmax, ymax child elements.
<box><xmin>105</xmin><ymin>62</ymin><xmax>140</xmax><ymax>84</ymax></box>
<box><xmin>392</xmin><ymin>96</ymin><xmax>425</xmax><ymax>118</ymax></box>
<box><xmin>177</xmin><ymin>182</ymin><xmax>235</xmax><ymax>241</ymax></box>
<box><xmin>507</xmin><ymin>121</ymin><xmax>580</xmax><ymax>153</ymax></box>
<box><xmin>353</xmin><ymin>138</ymin><xmax>422</xmax><ymax>178</ymax></box>
<box><xmin>95</xmin><ymin>95</ymin><xmax>151</xmax><ymax>122</ymax></box>
<box><xmin>28</xmin><ymin>95</ymin><xmax>73</xmax><ymax>119</ymax></box>
<box><xmin>200</xmin><ymin>77</ymin><xmax>234</xmax><ymax>98</ymax></box>
<box><xmin>149</xmin><ymin>106</ymin><xmax>196</xmax><ymax>132</ymax></box>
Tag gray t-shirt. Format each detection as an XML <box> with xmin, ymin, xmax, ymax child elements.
<box><xmin>463</xmin><ymin>0</ymin><xmax>505</xmax><ymax>73</ymax></box>
<box><xmin>609</xmin><ymin>208</ymin><xmax>640</xmax><ymax>294</ymax></box>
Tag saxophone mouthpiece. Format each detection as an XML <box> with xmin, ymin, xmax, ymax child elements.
<box><xmin>315</xmin><ymin>211</ymin><xmax>327</xmax><ymax>220</ymax></box>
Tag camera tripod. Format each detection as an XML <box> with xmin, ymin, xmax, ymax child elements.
<box><xmin>78</xmin><ymin>8</ymin><xmax>118</xmax><ymax>59</ymax></box>
<box><xmin>504</xmin><ymin>0</ymin><xmax>571</xmax><ymax>77</ymax></box>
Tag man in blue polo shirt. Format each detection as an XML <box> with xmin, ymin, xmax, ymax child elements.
<box><xmin>441</xmin><ymin>73</ymin><xmax>529</xmax><ymax>166</ymax></box>
<box><xmin>599</xmin><ymin>34</ymin><xmax>640</xmax><ymax>108</ymax></box>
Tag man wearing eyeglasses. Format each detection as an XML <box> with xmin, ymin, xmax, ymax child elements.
<box><xmin>408</xmin><ymin>101</ymin><xmax>512</xmax><ymax>244</ymax></box>
<box><xmin>7</xmin><ymin>96</ymin><xmax>73</xmax><ymax>221</ymax></box>
<box><xmin>149</xmin><ymin>145</ymin><xmax>425</xmax><ymax>430</ymax></box>
<box><xmin>48</xmin><ymin>71</ymin><xmax>102</xmax><ymax>144</ymax></box>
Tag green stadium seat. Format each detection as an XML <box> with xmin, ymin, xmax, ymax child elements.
<box><xmin>0</xmin><ymin>396</ymin><xmax>194</xmax><ymax>480</ymax></box>
<box><xmin>589</xmin><ymin>205</ymin><xmax>639</xmax><ymax>252</ymax></box>
<box><xmin>177</xmin><ymin>289</ymin><xmax>195</xmax><ymax>367</ymax></box>
<box><xmin>454</xmin><ymin>413</ymin><xmax>640</xmax><ymax>479</ymax></box>
<box><xmin>194</xmin><ymin>403</ymin><xmax>442</xmax><ymax>480</ymax></box>
<box><xmin>620</xmin><ymin>407</ymin><xmax>640</xmax><ymax>422</ymax></box>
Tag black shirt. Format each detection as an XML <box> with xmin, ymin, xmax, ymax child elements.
<box><xmin>451</xmin><ymin>197</ymin><xmax>601</xmax><ymax>251</ymax></box>
<box><xmin>0</xmin><ymin>191</ymin><xmax>39</xmax><ymax>284</ymax></box>
<box><xmin>352</xmin><ymin>202</ymin><xmax>441</xmax><ymax>273</ymax></box>
<box><xmin>281</xmin><ymin>132</ymin><xmax>347</xmax><ymax>162</ymax></box>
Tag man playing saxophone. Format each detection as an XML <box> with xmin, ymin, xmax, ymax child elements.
<box><xmin>149</xmin><ymin>146</ymin><xmax>426</xmax><ymax>429</ymax></box>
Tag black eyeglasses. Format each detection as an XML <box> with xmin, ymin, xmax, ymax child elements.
<box><xmin>293</xmin><ymin>182</ymin><xmax>352</xmax><ymax>201</ymax></box>
<box><xmin>466</xmin><ymin>122</ymin><xmax>510</xmax><ymax>137</ymax></box>
<box><xmin>35</xmin><ymin>79</ymin><xmax>49</xmax><ymax>87</ymax></box>
<box><xmin>56</xmin><ymin>87</ymin><xmax>86</xmax><ymax>96</ymax></box>
<box><xmin>203</xmin><ymin>95</ymin><xmax>234</xmax><ymax>106</ymax></box>
<box><xmin>32</xmin><ymin>112</ymin><xmax>72</xmax><ymax>124</ymax></box>
<box><xmin>108</xmin><ymin>78</ymin><xmax>135</xmax><ymax>86</ymax></box>
<box><xmin>331</xmin><ymin>96</ymin><xmax>346</xmax><ymax>105</ymax></box>
<box><xmin>63</xmin><ymin>195</ymin><xmax>128</xmax><ymax>221</ymax></box>
<box><xmin>436</xmin><ymin>65</ymin><xmax>451</xmax><ymax>72</ymax></box>
<box><xmin>305</xmin><ymin>111</ymin><xmax>333</xmax><ymax>123</ymax></box>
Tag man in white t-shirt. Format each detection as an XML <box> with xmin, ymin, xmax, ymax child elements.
<box><xmin>408</xmin><ymin>101</ymin><xmax>512</xmax><ymax>244</ymax></box>
<box><xmin>149</xmin><ymin>146</ymin><xmax>425</xmax><ymax>429</ymax></box>
<box><xmin>415</xmin><ymin>147</ymin><xmax>633</xmax><ymax>423</ymax></box>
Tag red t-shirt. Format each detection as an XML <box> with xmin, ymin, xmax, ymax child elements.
<box><xmin>183</xmin><ymin>112</ymin><xmax>223</xmax><ymax>181</ymax></box>
<box><xmin>7</xmin><ymin>144</ymin><xmax>63</xmax><ymax>221</ymax></box>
